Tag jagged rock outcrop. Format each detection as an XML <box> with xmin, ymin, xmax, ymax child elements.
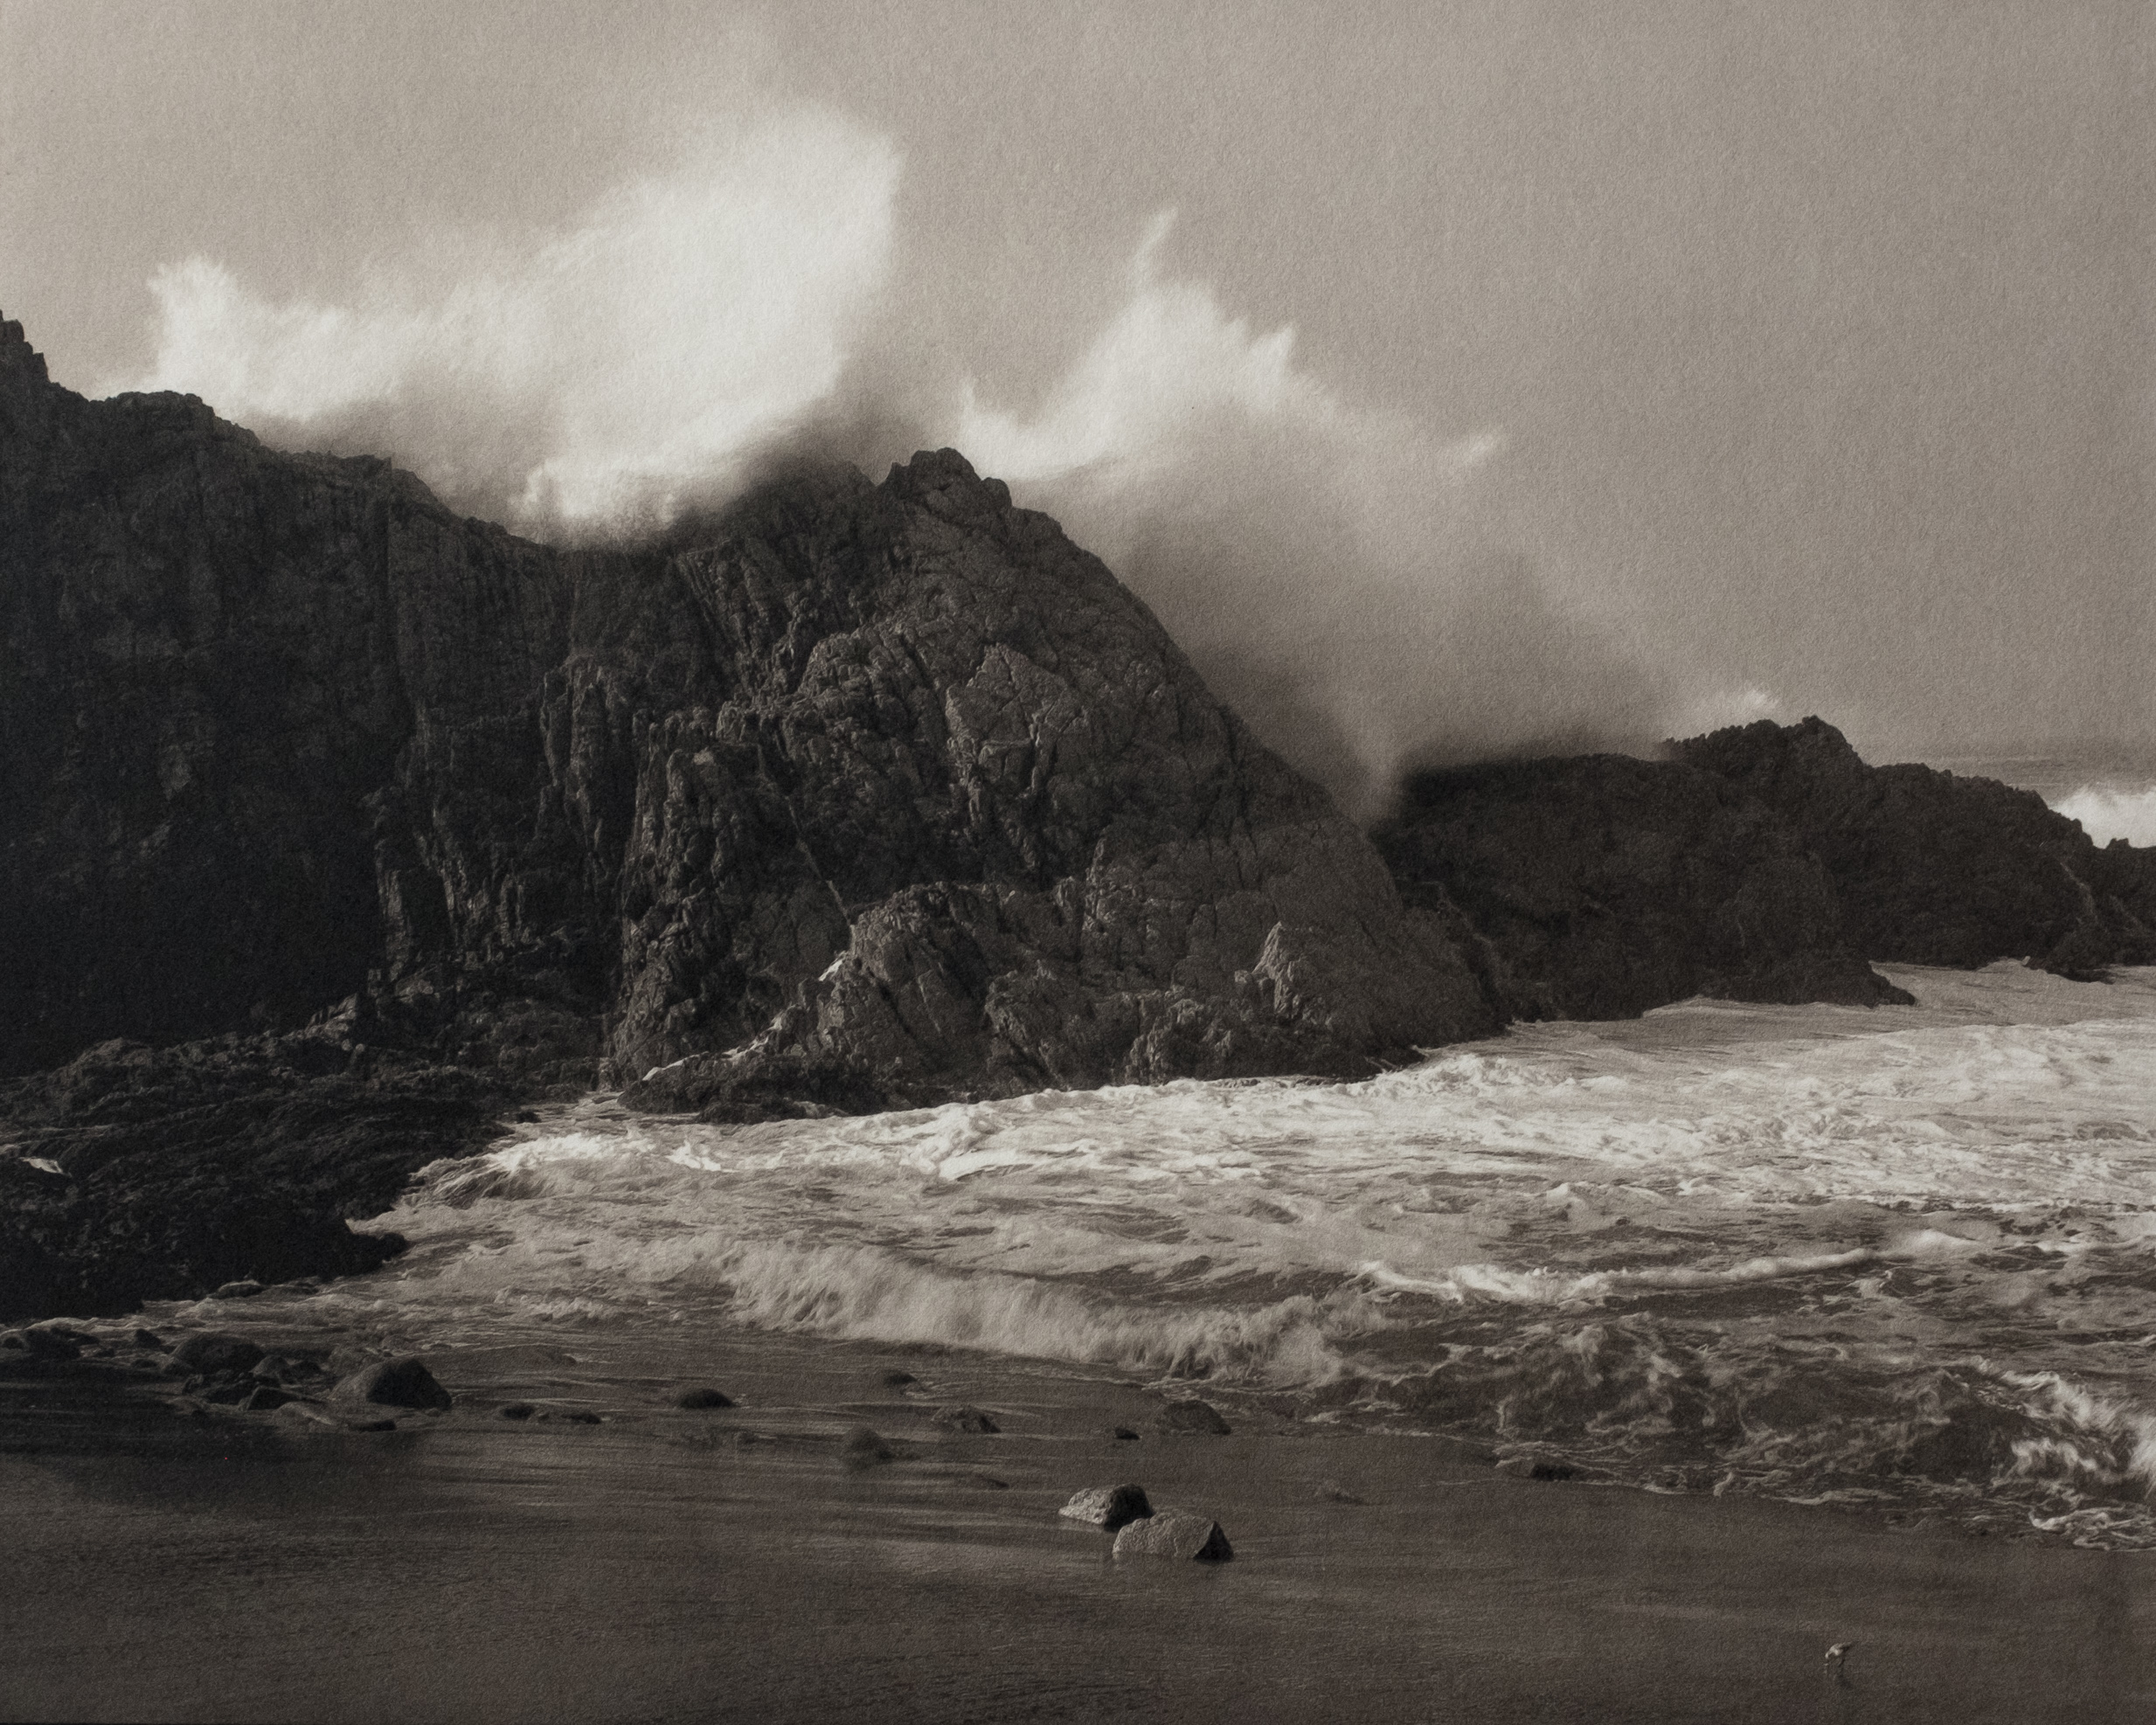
<box><xmin>1374</xmin><ymin>753</ymin><xmax>1910</xmax><ymax>1021</ymax></box>
<box><xmin>0</xmin><ymin>308</ymin><xmax>1489</xmax><ymax>1112</ymax></box>
<box><xmin>1674</xmin><ymin>718</ymin><xmax>2156</xmax><ymax>977</ymax></box>
<box><xmin>0</xmin><ymin>1029</ymin><xmax>508</xmax><ymax>1317</ymax></box>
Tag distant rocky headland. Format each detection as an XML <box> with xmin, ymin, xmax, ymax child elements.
<box><xmin>3</xmin><ymin>310</ymin><xmax>2151</xmax><ymax>1318</ymax></box>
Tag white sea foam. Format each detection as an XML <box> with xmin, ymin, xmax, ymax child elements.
<box><xmin>308</xmin><ymin>961</ymin><xmax>2156</xmax><ymax>1539</ymax></box>
<box><xmin>2052</xmin><ymin>783</ymin><xmax>2156</xmax><ymax>848</ymax></box>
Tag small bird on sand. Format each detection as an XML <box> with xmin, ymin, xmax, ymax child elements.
<box><xmin>1825</xmin><ymin>1643</ymin><xmax>1854</xmax><ymax>1666</ymax></box>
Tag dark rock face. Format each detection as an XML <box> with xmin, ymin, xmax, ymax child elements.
<box><xmin>1375</xmin><ymin>753</ymin><xmax>1911</xmax><ymax>1021</ymax></box>
<box><xmin>0</xmin><ymin>1030</ymin><xmax>510</xmax><ymax>1319</ymax></box>
<box><xmin>1</xmin><ymin>312</ymin><xmax>1487</xmax><ymax>1102</ymax></box>
<box><xmin>1674</xmin><ymin>718</ymin><xmax>2156</xmax><ymax>976</ymax></box>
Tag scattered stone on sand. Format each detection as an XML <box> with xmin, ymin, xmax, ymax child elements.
<box><xmin>1314</xmin><ymin>1482</ymin><xmax>1367</xmax><ymax>1504</ymax></box>
<box><xmin>842</xmin><ymin>1425</ymin><xmax>893</xmax><ymax>1467</ymax></box>
<box><xmin>244</xmin><ymin>1385</ymin><xmax>294</xmax><ymax>1411</ymax></box>
<box><xmin>171</xmin><ymin>1333</ymin><xmax>266</xmax><ymax>1375</ymax></box>
<box><xmin>556</xmin><ymin>1410</ymin><xmax>603</xmax><ymax>1424</ymax></box>
<box><xmin>1059</xmin><ymin>1484</ymin><xmax>1154</xmax><ymax>1532</ymax></box>
<box><xmin>932</xmin><ymin>1405</ymin><xmax>999</xmax><ymax>1434</ymax></box>
<box><xmin>880</xmin><ymin>1370</ymin><xmax>918</xmax><ymax>1387</ymax></box>
<box><xmin>1110</xmin><ymin>1426</ymin><xmax>1139</xmax><ymax>1441</ymax></box>
<box><xmin>1154</xmin><ymin>1400</ymin><xmax>1231</xmax><ymax>1436</ymax></box>
<box><xmin>211</xmin><ymin>1279</ymin><xmax>265</xmax><ymax>1299</ymax></box>
<box><xmin>275</xmin><ymin>1401</ymin><xmax>338</xmax><ymax>1427</ymax></box>
<box><xmin>673</xmin><ymin>1387</ymin><xmax>735</xmax><ymax>1410</ymax></box>
<box><xmin>498</xmin><ymin>1403</ymin><xmax>536</xmax><ymax>1421</ymax></box>
<box><xmin>327</xmin><ymin>1356</ymin><xmax>452</xmax><ymax>1412</ymax></box>
<box><xmin>1495</xmin><ymin>1455</ymin><xmax>1577</xmax><ymax>1481</ymax></box>
<box><xmin>1112</xmin><ymin>1511</ymin><xmax>1233</xmax><ymax>1562</ymax></box>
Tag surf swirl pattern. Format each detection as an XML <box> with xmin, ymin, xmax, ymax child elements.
<box><xmin>313</xmin><ymin>961</ymin><xmax>2156</xmax><ymax>1546</ymax></box>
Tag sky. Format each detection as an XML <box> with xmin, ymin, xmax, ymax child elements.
<box><xmin>3</xmin><ymin>0</ymin><xmax>2150</xmax><ymax>814</ymax></box>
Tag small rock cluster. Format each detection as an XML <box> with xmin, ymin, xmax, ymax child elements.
<box><xmin>1060</xmin><ymin>1483</ymin><xmax>1233</xmax><ymax>1562</ymax></box>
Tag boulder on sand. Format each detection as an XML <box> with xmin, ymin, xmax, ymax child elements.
<box><xmin>171</xmin><ymin>1333</ymin><xmax>265</xmax><ymax>1375</ymax></box>
<box><xmin>1059</xmin><ymin>1484</ymin><xmax>1153</xmax><ymax>1532</ymax></box>
<box><xmin>842</xmin><ymin>1425</ymin><xmax>893</xmax><ymax>1467</ymax></box>
<box><xmin>1154</xmin><ymin>1400</ymin><xmax>1231</xmax><ymax>1436</ymax></box>
<box><xmin>328</xmin><ymin>1357</ymin><xmax>452</xmax><ymax>1412</ymax></box>
<box><xmin>1112</xmin><ymin>1511</ymin><xmax>1233</xmax><ymax>1562</ymax></box>
<box><xmin>932</xmin><ymin>1405</ymin><xmax>1000</xmax><ymax>1434</ymax></box>
<box><xmin>673</xmin><ymin>1386</ymin><xmax>735</xmax><ymax>1410</ymax></box>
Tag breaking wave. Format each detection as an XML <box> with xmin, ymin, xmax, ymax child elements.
<box><xmin>299</xmin><ymin>959</ymin><xmax>2156</xmax><ymax>1544</ymax></box>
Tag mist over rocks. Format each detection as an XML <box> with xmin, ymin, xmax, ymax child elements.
<box><xmin>9</xmin><ymin>297</ymin><xmax>2153</xmax><ymax>1319</ymax></box>
<box><xmin>0</xmin><ymin>304</ymin><xmax>1493</xmax><ymax>1314</ymax></box>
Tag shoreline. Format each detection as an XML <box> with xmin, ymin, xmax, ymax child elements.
<box><xmin>7</xmin><ymin>1319</ymin><xmax>2153</xmax><ymax>1723</ymax></box>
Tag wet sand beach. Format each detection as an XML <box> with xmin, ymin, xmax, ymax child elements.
<box><xmin>6</xmin><ymin>1324</ymin><xmax>2152</xmax><ymax>1725</ymax></box>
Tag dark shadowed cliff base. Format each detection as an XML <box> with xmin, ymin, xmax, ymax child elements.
<box><xmin>5</xmin><ymin>303</ymin><xmax>2154</xmax><ymax>1318</ymax></box>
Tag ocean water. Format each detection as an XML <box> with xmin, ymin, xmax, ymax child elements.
<box><xmin>248</xmin><ymin>960</ymin><xmax>2156</xmax><ymax>1550</ymax></box>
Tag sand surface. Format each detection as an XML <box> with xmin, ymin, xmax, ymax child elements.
<box><xmin>6</xmin><ymin>1325</ymin><xmax>2153</xmax><ymax>1724</ymax></box>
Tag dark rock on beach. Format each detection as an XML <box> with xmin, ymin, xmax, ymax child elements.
<box><xmin>673</xmin><ymin>1387</ymin><xmax>735</xmax><ymax>1410</ymax></box>
<box><xmin>1496</xmin><ymin>1455</ymin><xmax>1581</xmax><ymax>1481</ymax></box>
<box><xmin>842</xmin><ymin>1425</ymin><xmax>894</xmax><ymax>1467</ymax></box>
<box><xmin>1154</xmin><ymin>1400</ymin><xmax>1231</xmax><ymax>1436</ymax></box>
<box><xmin>1112</xmin><ymin>1510</ymin><xmax>1234</xmax><ymax>1562</ymax></box>
<box><xmin>328</xmin><ymin>1357</ymin><xmax>452</xmax><ymax>1413</ymax></box>
<box><xmin>170</xmin><ymin>1333</ymin><xmax>264</xmax><ymax>1375</ymax></box>
<box><xmin>931</xmin><ymin>1404</ymin><xmax>1000</xmax><ymax>1435</ymax></box>
<box><xmin>1059</xmin><ymin>1484</ymin><xmax>1154</xmax><ymax>1531</ymax></box>
<box><xmin>498</xmin><ymin>1403</ymin><xmax>536</xmax><ymax>1421</ymax></box>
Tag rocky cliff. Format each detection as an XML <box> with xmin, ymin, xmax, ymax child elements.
<box><xmin>0</xmin><ymin>312</ymin><xmax>1490</xmax><ymax>1104</ymax></box>
<box><xmin>1376</xmin><ymin>719</ymin><xmax>2156</xmax><ymax>1022</ymax></box>
<box><xmin>1674</xmin><ymin>717</ymin><xmax>2156</xmax><ymax>978</ymax></box>
<box><xmin>2</xmin><ymin>309</ymin><xmax>1505</xmax><ymax>1312</ymax></box>
<box><xmin>9</xmin><ymin>299</ymin><xmax>2152</xmax><ymax>1318</ymax></box>
<box><xmin>1374</xmin><ymin>753</ymin><xmax>1910</xmax><ymax>1021</ymax></box>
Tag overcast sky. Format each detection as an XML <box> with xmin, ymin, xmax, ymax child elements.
<box><xmin>4</xmin><ymin>0</ymin><xmax>2149</xmax><ymax>781</ymax></box>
